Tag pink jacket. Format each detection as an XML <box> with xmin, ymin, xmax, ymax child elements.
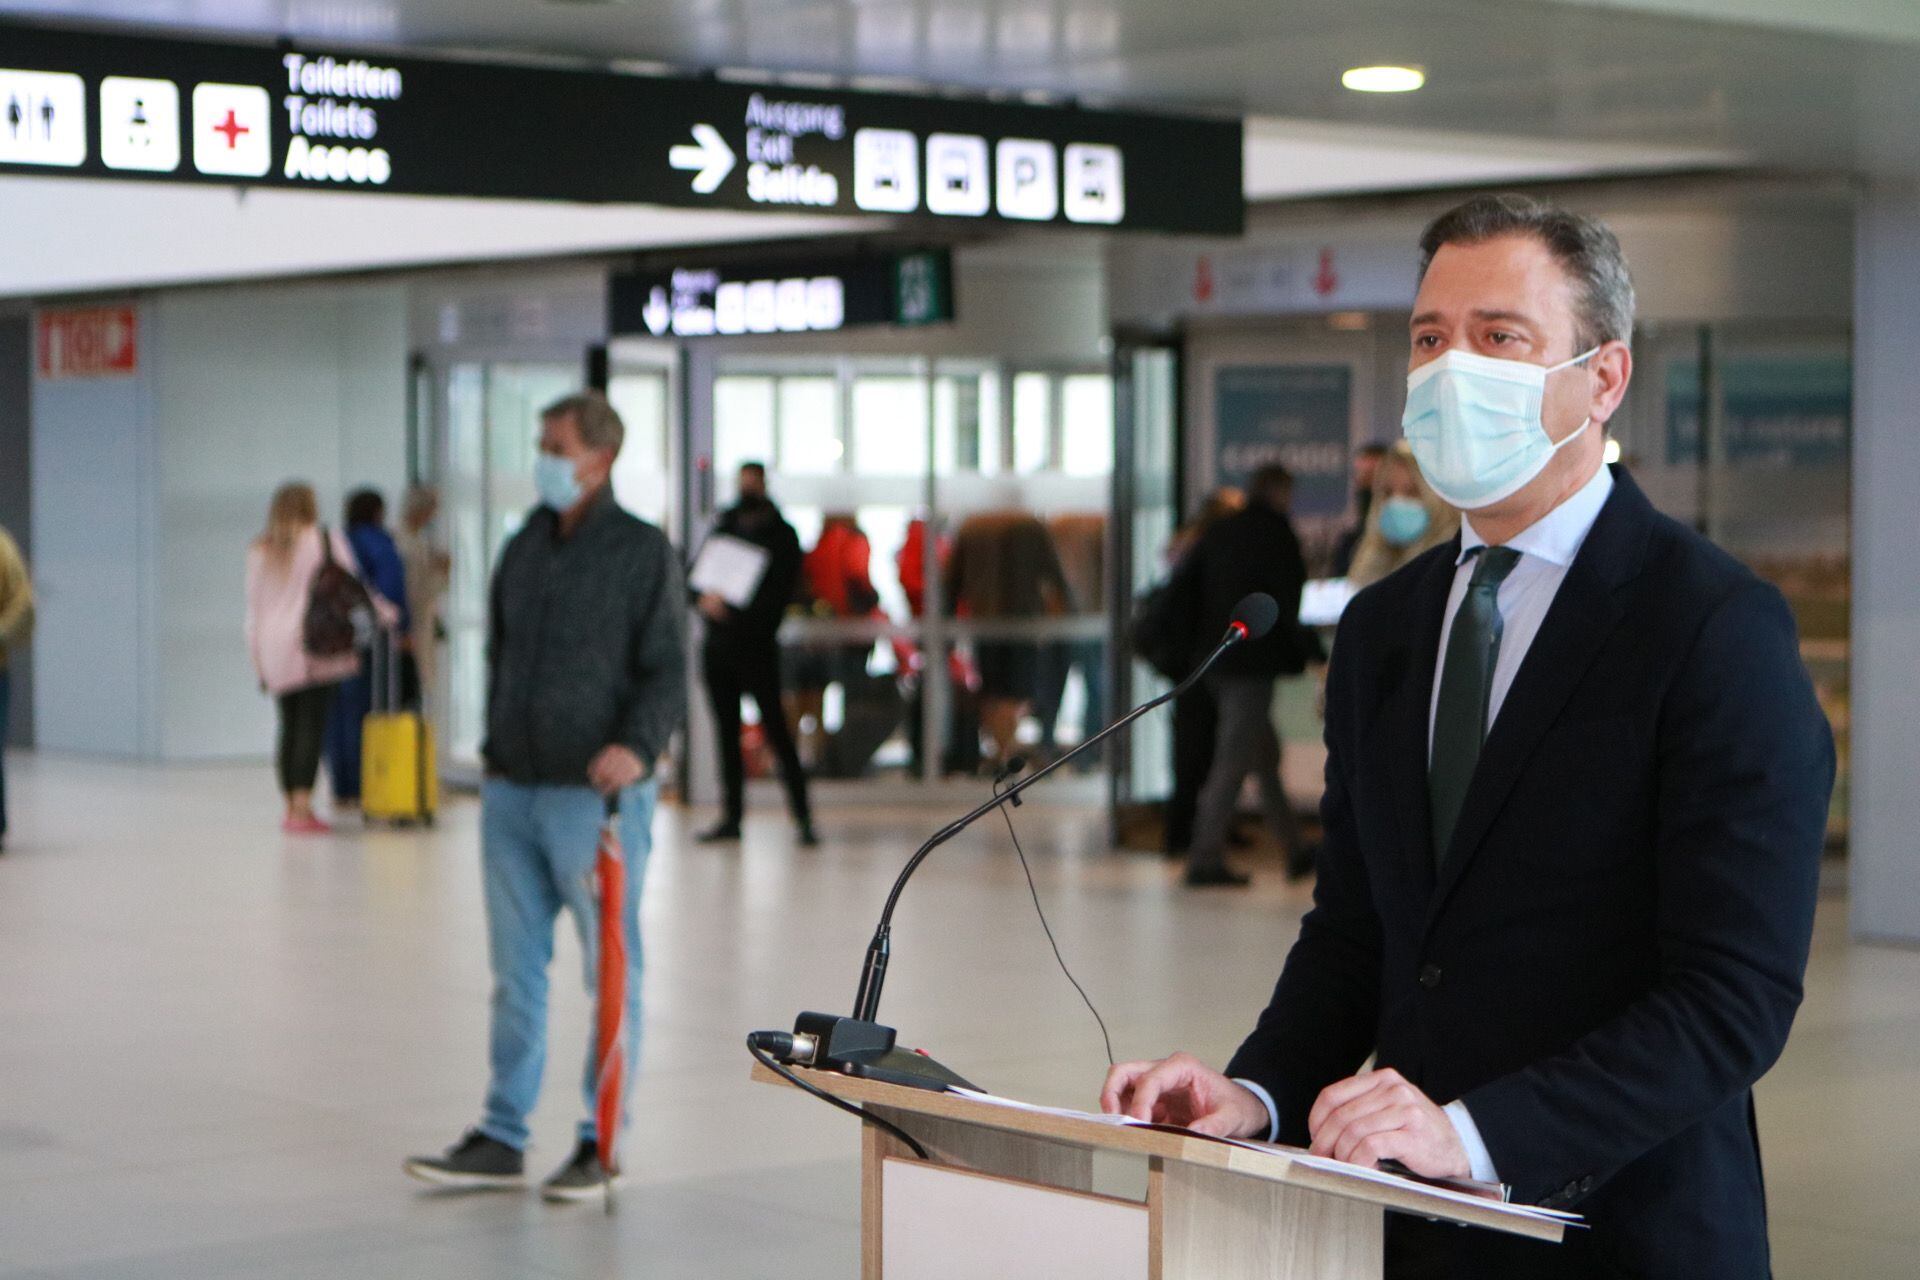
<box><xmin>245</xmin><ymin>525</ymin><xmax>363</xmax><ymax>695</ymax></box>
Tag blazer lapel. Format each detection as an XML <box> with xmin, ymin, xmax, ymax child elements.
<box><xmin>1381</xmin><ymin>543</ymin><xmax>1459</xmax><ymax>898</ymax></box>
<box><xmin>1426</xmin><ymin>467</ymin><xmax>1654</xmax><ymax>926</ymax></box>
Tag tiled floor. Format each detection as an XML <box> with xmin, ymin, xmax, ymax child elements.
<box><xmin>0</xmin><ymin>754</ymin><xmax>1914</xmax><ymax>1278</ymax></box>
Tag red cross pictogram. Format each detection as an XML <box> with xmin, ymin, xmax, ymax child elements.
<box><xmin>212</xmin><ymin>109</ymin><xmax>249</xmax><ymax>149</ymax></box>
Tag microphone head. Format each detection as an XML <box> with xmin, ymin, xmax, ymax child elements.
<box><xmin>1230</xmin><ymin>593</ymin><xmax>1281</xmax><ymax>641</ymax></box>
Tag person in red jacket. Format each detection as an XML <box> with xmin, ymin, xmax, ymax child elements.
<box><xmin>791</xmin><ymin>514</ymin><xmax>881</xmax><ymax>763</ymax></box>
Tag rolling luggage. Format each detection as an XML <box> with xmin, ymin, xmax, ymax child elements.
<box><xmin>362</xmin><ymin>627</ymin><xmax>437</xmax><ymax>825</ymax></box>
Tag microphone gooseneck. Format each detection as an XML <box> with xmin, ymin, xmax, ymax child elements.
<box><xmin>849</xmin><ymin>594</ymin><xmax>1277</xmax><ymax>1024</ymax></box>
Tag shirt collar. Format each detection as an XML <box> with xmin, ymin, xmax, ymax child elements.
<box><xmin>1458</xmin><ymin>462</ymin><xmax>1615</xmax><ymax>568</ymax></box>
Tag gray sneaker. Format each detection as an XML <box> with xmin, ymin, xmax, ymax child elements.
<box><xmin>403</xmin><ymin>1129</ymin><xmax>525</xmax><ymax>1189</ymax></box>
<box><xmin>541</xmin><ymin>1138</ymin><xmax>624</xmax><ymax>1203</ymax></box>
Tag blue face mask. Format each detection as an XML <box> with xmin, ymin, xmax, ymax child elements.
<box><xmin>534</xmin><ymin>453</ymin><xmax>584</xmax><ymax>511</ymax></box>
<box><xmin>1401</xmin><ymin>346</ymin><xmax>1598</xmax><ymax>510</ymax></box>
<box><xmin>1377</xmin><ymin>496</ymin><xmax>1430</xmax><ymax>547</ymax></box>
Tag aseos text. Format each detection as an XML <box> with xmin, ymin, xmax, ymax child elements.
<box><xmin>281</xmin><ymin>52</ymin><xmax>400</xmax><ymax>185</ymax></box>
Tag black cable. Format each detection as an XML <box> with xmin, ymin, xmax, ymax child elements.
<box><xmin>746</xmin><ymin>1034</ymin><xmax>931</xmax><ymax>1161</ymax></box>
<box><xmin>992</xmin><ymin>774</ymin><xmax>1116</xmax><ymax>1068</ymax></box>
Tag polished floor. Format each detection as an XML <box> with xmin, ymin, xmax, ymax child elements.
<box><xmin>0</xmin><ymin>754</ymin><xmax>1915</xmax><ymax>1278</ymax></box>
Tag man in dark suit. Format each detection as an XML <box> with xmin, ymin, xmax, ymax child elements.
<box><xmin>1100</xmin><ymin>194</ymin><xmax>1834</xmax><ymax>1278</ymax></box>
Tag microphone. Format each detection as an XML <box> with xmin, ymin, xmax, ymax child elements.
<box><xmin>1229</xmin><ymin>591</ymin><xmax>1281</xmax><ymax>642</ymax></box>
<box><xmin>754</xmin><ymin>591</ymin><xmax>1280</xmax><ymax>1094</ymax></box>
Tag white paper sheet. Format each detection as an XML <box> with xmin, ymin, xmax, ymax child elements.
<box><xmin>689</xmin><ymin>533</ymin><xmax>770</xmax><ymax>607</ymax></box>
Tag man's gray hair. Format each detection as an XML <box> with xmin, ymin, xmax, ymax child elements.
<box><xmin>541</xmin><ymin>390</ymin><xmax>625</xmax><ymax>455</ymax></box>
<box><xmin>1417</xmin><ymin>193</ymin><xmax>1636</xmax><ymax>352</ymax></box>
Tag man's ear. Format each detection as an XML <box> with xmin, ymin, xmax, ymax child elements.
<box><xmin>1590</xmin><ymin>340</ymin><xmax>1633</xmax><ymax>426</ymax></box>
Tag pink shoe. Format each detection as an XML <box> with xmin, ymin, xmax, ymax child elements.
<box><xmin>282</xmin><ymin>814</ymin><xmax>333</xmax><ymax>835</ymax></box>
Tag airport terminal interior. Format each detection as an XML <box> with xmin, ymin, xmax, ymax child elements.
<box><xmin>3</xmin><ymin>1</ymin><xmax>1920</xmax><ymax>1277</ymax></box>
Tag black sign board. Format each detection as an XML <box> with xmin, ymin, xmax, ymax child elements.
<box><xmin>0</xmin><ymin>22</ymin><xmax>1243</xmax><ymax>235</ymax></box>
<box><xmin>609</xmin><ymin>248</ymin><xmax>953</xmax><ymax>338</ymax></box>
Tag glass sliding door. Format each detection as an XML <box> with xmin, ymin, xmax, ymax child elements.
<box><xmin>439</xmin><ymin>361</ymin><xmax>590</xmax><ymax>770</ymax></box>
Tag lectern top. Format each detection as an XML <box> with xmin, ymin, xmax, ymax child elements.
<box><xmin>751</xmin><ymin>1063</ymin><xmax>1569</xmax><ymax>1244</ymax></box>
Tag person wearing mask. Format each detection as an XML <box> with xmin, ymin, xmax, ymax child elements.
<box><xmin>1179</xmin><ymin>465</ymin><xmax>1310</xmax><ymax>887</ymax></box>
<box><xmin>406</xmin><ymin>391</ymin><xmax>684</xmax><ymax>1201</ymax></box>
<box><xmin>1098</xmin><ymin>195</ymin><xmax>1833</xmax><ymax>1280</ymax></box>
<box><xmin>0</xmin><ymin>522</ymin><xmax>31</xmax><ymax>854</ymax></box>
<box><xmin>1345</xmin><ymin>443</ymin><xmax>1460</xmax><ymax>590</ymax></box>
<box><xmin>694</xmin><ymin>462</ymin><xmax>815</xmax><ymax>847</ymax></box>
<box><xmin>396</xmin><ymin>484</ymin><xmax>450</xmax><ymax>709</ymax></box>
<box><xmin>324</xmin><ymin>489</ymin><xmax>410</xmax><ymax>811</ymax></box>
<box><xmin>1332</xmin><ymin>442</ymin><xmax>1391</xmax><ymax>577</ymax></box>
<box><xmin>245</xmin><ymin>483</ymin><xmax>363</xmax><ymax>835</ymax></box>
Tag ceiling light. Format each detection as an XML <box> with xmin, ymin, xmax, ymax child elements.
<box><xmin>1604</xmin><ymin>438</ymin><xmax>1623</xmax><ymax>465</ymax></box>
<box><xmin>1342</xmin><ymin>65</ymin><xmax>1425</xmax><ymax>93</ymax></box>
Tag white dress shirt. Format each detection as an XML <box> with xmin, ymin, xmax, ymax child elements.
<box><xmin>1238</xmin><ymin>461</ymin><xmax>1616</xmax><ymax>1185</ymax></box>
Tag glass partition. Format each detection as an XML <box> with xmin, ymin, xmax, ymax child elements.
<box><xmin>701</xmin><ymin>356</ymin><xmax>1113</xmax><ymax>792</ymax></box>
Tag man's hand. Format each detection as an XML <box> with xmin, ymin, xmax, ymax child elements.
<box><xmin>588</xmin><ymin>745</ymin><xmax>649</xmax><ymax>796</ymax></box>
<box><xmin>697</xmin><ymin>592</ymin><xmax>731</xmax><ymax>622</ymax></box>
<box><xmin>1307</xmin><ymin>1067</ymin><xmax>1468</xmax><ymax>1177</ymax></box>
<box><xmin>1098</xmin><ymin>1052</ymin><xmax>1270</xmax><ymax>1139</ymax></box>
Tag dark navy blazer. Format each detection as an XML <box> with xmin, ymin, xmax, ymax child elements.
<box><xmin>1226</xmin><ymin>468</ymin><xmax>1835</xmax><ymax>1279</ymax></box>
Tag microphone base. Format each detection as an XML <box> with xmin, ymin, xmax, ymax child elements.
<box><xmin>790</xmin><ymin>1011</ymin><xmax>980</xmax><ymax>1093</ymax></box>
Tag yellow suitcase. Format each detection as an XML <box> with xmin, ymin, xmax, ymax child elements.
<box><xmin>362</xmin><ymin>627</ymin><xmax>438</xmax><ymax>825</ymax></box>
<box><xmin>363</xmin><ymin>710</ymin><xmax>437</xmax><ymax>824</ymax></box>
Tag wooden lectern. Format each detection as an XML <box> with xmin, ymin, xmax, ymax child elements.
<box><xmin>754</xmin><ymin>1063</ymin><xmax>1565</xmax><ymax>1280</ymax></box>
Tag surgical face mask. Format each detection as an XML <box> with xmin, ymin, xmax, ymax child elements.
<box><xmin>534</xmin><ymin>452</ymin><xmax>584</xmax><ymax>511</ymax></box>
<box><xmin>1400</xmin><ymin>346</ymin><xmax>1598</xmax><ymax>510</ymax></box>
<box><xmin>1378</xmin><ymin>496</ymin><xmax>1430</xmax><ymax>547</ymax></box>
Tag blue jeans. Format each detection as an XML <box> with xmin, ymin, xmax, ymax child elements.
<box><xmin>479</xmin><ymin>777</ymin><xmax>656</xmax><ymax>1151</ymax></box>
<box><xmin>323</xmin><ymin>672</ymin><xmax>371</xmax><ymax>801</ymax></box>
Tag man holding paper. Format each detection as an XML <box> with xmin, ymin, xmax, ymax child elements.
<box><xmin>1100</xmin><ymin>195</ymin><xmax>1834</xmax><ymax>1278</ymax></box>
<box><xmin>694</xmin><ymin>461</ymin><xmax>816</xmax><ymax>847</ymax></box>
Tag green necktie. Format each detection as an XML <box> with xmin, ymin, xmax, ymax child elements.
<box><xmin>1429</xmin><ymin>545</ymin><xmax>1522</xmax><ymax>870</ymax></box>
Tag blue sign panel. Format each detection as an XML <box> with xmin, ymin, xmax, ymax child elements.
<box><xmin>1667</xmin><ymin>355</ymin><xmax>1850</xmax><ymax>467</ymax></box>
<box><xmin>1213</xmin><ymin>364</ymin><xmax>1352</xmax><ymax>519</ymax></box>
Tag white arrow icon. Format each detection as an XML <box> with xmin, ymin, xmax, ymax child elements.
<box><xmin>642</xmin><ymin>287</ymin><xmax>671</xmax><ymax>336</ymax></box>
<box><xmin>669</xmin><ymin>123</ymin><xmax>735</xmax><ymax>194</ymax></box>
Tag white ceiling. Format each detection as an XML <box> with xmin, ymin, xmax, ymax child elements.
<box><xmin>0</xmin><ymin>176</ymin><xmax>875</xmax><ymax>296</ymax></box>
<box><xmin>1241</xmin><ymin>116</ymin><xmax>1740</xmax><ymax>202</ymax></box>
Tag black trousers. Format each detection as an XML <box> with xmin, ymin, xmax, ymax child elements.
<box><xmin>276</xmin><ymin>683</ymin><xmax>336</xmax><ymax>794</ymax></box>
<box><xmin>1166</xmin><ymin>682</ymin><xmax>1218</xmax><ymax>852</ymax></box>
<box><xmin>703</xmin><ymin>642</ymin><xmax>811</xmax><ymax>827</ymax></box>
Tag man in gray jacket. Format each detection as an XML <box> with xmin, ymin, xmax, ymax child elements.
<box><xmin>406</xmin><ymin>391</ymin><xmax>685</xmax><ymax>1202</ymax></box>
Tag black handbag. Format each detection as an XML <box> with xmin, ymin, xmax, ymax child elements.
<box><xmin>302</xmin><ymin>526</ymin><xmax>374</xmax><ymax>658</ymax></box>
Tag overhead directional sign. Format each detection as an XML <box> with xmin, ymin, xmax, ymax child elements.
<box><xmin>609</xmin><ymin>248</ymin><xmax>954</xmax><ymax>338</ymax></box>
<box><xmin>0</xmin><ymin>20</ymin><xmax>1243</xmax><ymax>235</ymax></box>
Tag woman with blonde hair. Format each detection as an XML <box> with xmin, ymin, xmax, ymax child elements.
<box><xmin>1346</xmin><ymin>444</ymin><xmax>1460</xmax><ymax>590</ymax></box>
<box><xmin>245</xmin><ymin>482</ymin><xmax>362</xmax><ymax>834</ymax></box>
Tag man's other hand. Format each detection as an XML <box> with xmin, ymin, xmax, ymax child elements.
<box><xmin>697</xmin><ymin>592</ymin><xmax>731</xmax><ymax>622</ymax></box>
<box><xmin>1098</xmin><ymin>1052</ymin><xmax>1270</xmax><ymax>1139</ymax></box>
<box><xmin>1307</xmin><ymin>1067</ymin><xmax>1469</xmax><ymax>1177</ymax></box>
<box><xmin>588</xmin><ymin>745</ymin><xmax>648</xmax><ymax>795</ymax></box>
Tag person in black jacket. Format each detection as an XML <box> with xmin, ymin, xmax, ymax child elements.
<box><xmin>406</xmin><ymin>391</ymin><xmax>685</xmax><ymax>1202</ymax></box>
<box><xmin>1179</xmin><ymin>463</ymin><xmax>1309</xmax><ymax>887</ymax></box>
<box><xmin>1099</xmin><ymin>195</ymin><xmax>1834</xmax><ymax>1279</ymax></box>
<box><xmin>694</xmin><ymin>462</ymin><xmax>816</xmax><ymax>846</ymax></box>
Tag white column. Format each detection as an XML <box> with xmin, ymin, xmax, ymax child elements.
<box><xmin>1850</xmin><ymin>181</ymin><xmax>1920</xmax><ymax>942</ymax></box>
